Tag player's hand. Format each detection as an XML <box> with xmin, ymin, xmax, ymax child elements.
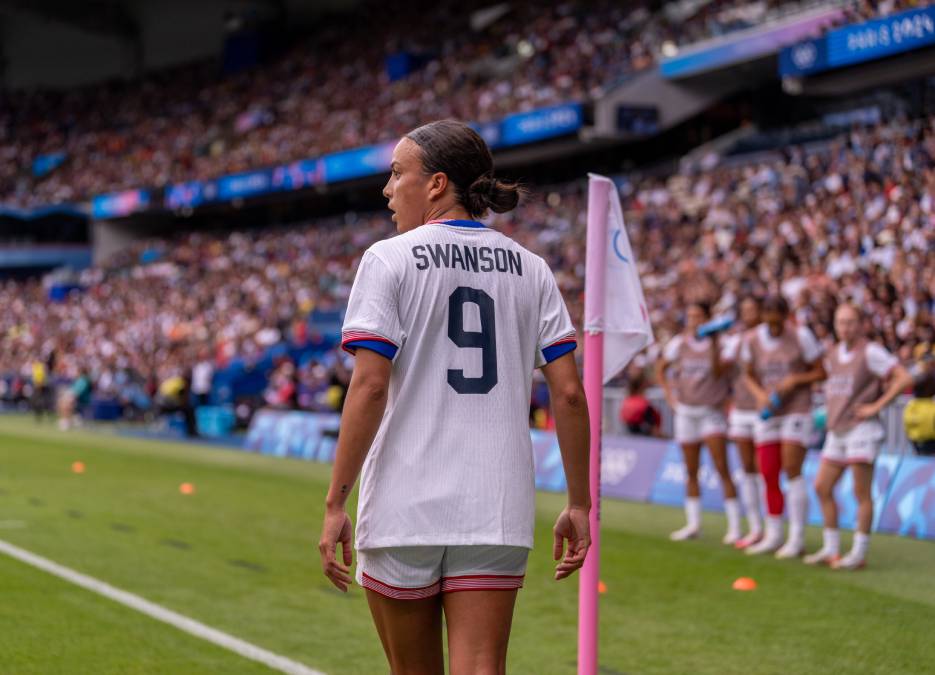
<box><xmin>775</xmin><ymin>376</ymin><xmax>798</xmax><ymax>396</ymax></box>
<box><xmin>552</xmin><ymin>506</ymin><xmax>591</xmax><ymax>581</ymax></box>
<box><xmin>755</xmin><ymin>391</ymin><xmax>771</xmax><ymax>410</ymax></box>
<box><xmin>855</xmin><ymin>402</ymin><xmax>880</xmax><ymax>420</ymax></box>
<box><xmin>319</xmin><ymin>507</ymin><xmax>354</xmax><ymax>592</ymax></box>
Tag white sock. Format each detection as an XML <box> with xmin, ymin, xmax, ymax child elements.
<box><xmin>724</xmin><ymin>498</ymin><xmax>742</xmax><ymax>534</ymax></box>
<box><xmin>685</xmin><ymin>497</ymin><xmax>702</xmax><ymax>531</ymax></box>
<box><xmin>739</xmin><ymin>473</ymin><xmax>762</xmax><ymax>533</ymax></box>
<box><xmin>823</xmin><ymin>528</ymin><xmax>840</xmax><ymax>555</ymax></box>
<box><xmin>787</xmin><ymin>477</ymin><xmax>808</xmax><ymax>544</ymax></box>
<box><xmin>764</xmin><ymin>515</ymin><xmax>783</xmax><ymax>542</ymax></box>
<box><xmin>851</xmin><ymin>532</ymin><xmax>870</xmax><ymax>559</ymax></box>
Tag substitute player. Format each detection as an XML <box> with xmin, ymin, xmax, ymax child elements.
<box><xmin>804</xmin><ymin>304</ymin><xmax>912</xmax><ymax>569</ymax></box>
<box><xmin>318</xmin><ymin>120</ymin><xmax>591</xmax><ymax>675</ymax></box>
<box><xmin>723</xmin><ymin>296</ymin><xmax>765</xmax><ymax>548</ymax></box>
<box><xmin>656</xmin><ymin>302</ymin><xmax>741</xmax><ymax>544</ymax></box>
<box><xmin>741</xmin><ymin>295</ymin><xmax>826</xmax><ymax>558</ymax></box>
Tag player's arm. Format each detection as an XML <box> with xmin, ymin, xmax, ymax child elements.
<box><xmin>777</xmin><ymin>328</ymin><xmax>826</xmax><ymax>394</ymax></box>
<box><xmin>858</xmin><ymin>363</ymin><xmax>913</xmax><ymax>420</ymax></box>
<box><xmin>319</xmin><ymin>348</ymin><xmax>391</xmax><ymax>591</ymax></box>
<box><xmin>742</xmin><ymin>363</ymin><xmax>770</xmax><ymax>408</ymax></box>
<box><xmin>775</xmin><ymin>359</ymin><xmax>826</xmax><ymax>396</ymax></box>
<box><xmin>542</xmin><ymin>352</ymin><xmax>591</xmax><ymax>581</ymax></box>
<box><xmin>654</xmin><ymin>355</ymin><xmax>676</xmax><ymax>409</ymax></box>
<box><xmin>709</xmin><ymin>332</ymin><xmax>727</xmax><ymax>379</ymax></box>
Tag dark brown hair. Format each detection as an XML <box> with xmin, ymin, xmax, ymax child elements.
<box><xmin>688</xmin><ymin>300</ymin><xmax>712</xmax><ymax>318</ymax></box>
<box><xmin>762</xmin><ymin>294</ymin><xmax>789</xmax><ymax>316</ymax></box>
<box><xmin>405</xmin><ymin>120</ymin><xmax>523</xmax><ymax>218</ymax></box>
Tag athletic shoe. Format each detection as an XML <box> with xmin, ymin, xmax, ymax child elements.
<box><xmin>831</xmin><ymin>552</ymin><xmax>866</xmax><ymax>570</ymax></box>
<box><xmin>669</xmin><ymin>525</ymin><xmax>700</xmax><ymax>541</ymax></box>
<box><xmin>722</xmin><ymin>530</ymin><xmax>742</xmax><ymax>546</ymax></box>
<box><xmin>734</xmin><ymin>530</ymin><xmax>763</xmax><ymax>550</ymax></box>
<box><xmin>803</xmin><ymin>549</ymin><xmax>840</xmax><ymax>566</ymax></box>
<box><xmin>745</xmin><ymin>533</ymin><xmax>783</xmax><ymax>555</ymax></box>
<box><xmin>774</xmin><ymin>540</ymin><xmax>805</xmax><ymax>560</ymax></box>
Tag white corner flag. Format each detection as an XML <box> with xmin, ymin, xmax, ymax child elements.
<box><xmin>585</xmin><ymin>173</ymin><xmax>654</xmax><ymax>383</ymax></box>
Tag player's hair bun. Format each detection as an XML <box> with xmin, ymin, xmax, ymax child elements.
<box><xmin>467</xmin><ymin>174</ymin><xmax>522</xmax><ymax>217</ymax></box>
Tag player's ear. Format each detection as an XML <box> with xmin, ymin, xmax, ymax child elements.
<box><xmin>427</xmin><ymin>171</ymin><xmax>448</xmax><ymax>201</ymax></box>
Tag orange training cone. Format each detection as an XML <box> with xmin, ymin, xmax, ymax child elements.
<box><xmin>179</xmin><ymin>483</ymin><xmax>195</xmax><ymax>495</ymax></box>
<box><xmin>71</xmin><ymin>461</ymin><xmax>85</xmax><ymax>474</ymax></box>
<box><xmin>732</xmin><ymin>577</ymin><xmax>757</xmax><ymax>591</ymax></box>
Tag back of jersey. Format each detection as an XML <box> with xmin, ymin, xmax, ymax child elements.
<box><xmin>341</xmin><ymin>219</ymin><xmax>576</xmax><ymax>550</ymax></box>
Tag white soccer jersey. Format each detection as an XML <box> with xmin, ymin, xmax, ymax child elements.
<box><xmin>341</xmin><ymin>218</ymin><xmax>577</xmax><ymax>550</ymax></box>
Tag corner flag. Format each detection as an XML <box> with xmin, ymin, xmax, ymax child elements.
<box><xmin>578</xmin><ymin>173</ymin><xmax>654</xmax><ymax>675</ymax></box>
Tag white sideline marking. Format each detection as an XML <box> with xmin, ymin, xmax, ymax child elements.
<box><xmin>0</xmin><ymin>538</ymin><xmax>325</xmax><ymax>675</ymax></box>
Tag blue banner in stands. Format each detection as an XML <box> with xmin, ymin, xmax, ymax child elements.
<box><xmin>32</xmin><ymin>152</ymin><xmax>67</xmax><ymax>178</ymax></box>
<box><xmin>780</xmin><ymin>5</ymin><xmax>935</xmax><ymax>76</ymax></box>
<box><xmin>91</xmin><ymin>189</ymin><xmax>151</xmax><ymax>219</ymax></box>
<box><xmin>660</xmin><ymin>6</ymin><xmax>845</xmax><ymax>79</ymax></box>
<box><xmin>152</xmin><ymin>103</ymin><xmax>585</xmax><ymax>217</ymax></box>
<box><xmin>500</xmin><ymin>103</ymin><xmax>583</xmax><ymax>146</ymax></box>
<box><xmin>321</xmin><ymin>141</ymin><xmax>397</xmax><ymax>184</ymax></box>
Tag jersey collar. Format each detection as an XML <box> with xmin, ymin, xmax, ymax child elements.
<box><xmin>426</xmin><ymin>219</ymin><xmax>487</xmax><ymax>229</ymax></box>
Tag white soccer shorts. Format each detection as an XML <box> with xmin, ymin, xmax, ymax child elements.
<box><xmin>821</xmin><ymin>421</ymin><xmax>885</xmax><ymax>465</ymax></box>
<box><xmin>753</xmin><ymin>412</ymin><xmax>813</xmax><ymax>446</ymax></box>
<box><xmin>356</xmin><ymin>545</ymin><xmax>529</xmax><ymax>599</ymax></box>
<box><xmin>674</xmin><ymin>404</ymin><xmax>728</xmax><ymax>444</ymax></box>
<box><xmin>728</xmin><ymin>408</ymin><xmax>759</xmax><ymax>441</ymax></box>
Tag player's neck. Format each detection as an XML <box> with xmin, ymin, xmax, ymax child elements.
<box><xmin>424</xmin><ymin>205</ymin><xmax>473</xmax><ymax>224</ymax></box>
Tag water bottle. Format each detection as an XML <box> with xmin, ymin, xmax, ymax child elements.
<box><xmin>759</xmin><ymin>392</ymin><xmax>783</xmax><ymax>420</ymax></box>
<box><xmin>696</xmin><ymin>312</ymin><xmax>735</xmax><ymax>339</ymax></box>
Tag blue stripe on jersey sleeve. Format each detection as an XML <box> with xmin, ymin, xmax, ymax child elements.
<box><xmin>344</xmin><ymin>339</ymin><xmax>398</xmax><ymax>360</ymax></box>
<box><xmin>542</xmin><ymin>341</ymin><xmax>577</xmax><ymax>363</ymax></box>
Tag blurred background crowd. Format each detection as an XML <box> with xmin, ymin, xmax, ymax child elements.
<box><xmin>1</xmin><ymin>0</ymin><xmax>924</xmax><ymax>208</ymax></box>
<box><xmin>3</xmin><ymin>113</ymin><xmax>934</xmax><ymax>432</ymax></box>
<box><xmin>1</xmin><ymin>0</ymin><xmax>934</xmax><ymax>448</ymax></box>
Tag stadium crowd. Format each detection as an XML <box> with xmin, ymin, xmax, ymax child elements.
<box><xmin>2</xmin><ymin>114</ymin><xmax>934</xmax><ymax>431</ymax></box>
<box><xmin>2</xmin><ymin>0</ymin><xmax>922</xmax><ymax>209</ymax></box>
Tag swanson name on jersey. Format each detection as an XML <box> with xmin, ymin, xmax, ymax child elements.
<box><xmin>411</xmin><ymin>244</ymin><xmax>523</xmax><ymax>276</ymax></box>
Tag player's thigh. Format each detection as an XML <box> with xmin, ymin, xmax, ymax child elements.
<box><xmin>703</xmin><ymin>432</ymin><xmax>730</xmax><ymax>476</ymax></box>
<box><xmin>781</xmin><ymin>441</ymin><xmax>807</xmax><ymax>475</ymax></box>
<box><xmin>366</xmin><ymin>591</ymin><xmax>444</xmax><ymax>675</ymax></box>
<box><xmin>441</xmin><ymin>545</ymin><xmax>527</xmax><ymax>675</ymax></box>
<box><xmin>443</xmin><ymin>589</ymin><xmax>518</xmax><ymax>675</ymax></box>
<box><xmin>735</xmin><ymin>438</ymin><xmax>757</xmax><ymax>472</ymax></box>
<box><xmin>358</xmin><ymin>547</ymin><xmax>446</xmax><ymax>674</ymax></box>
<box><xmin>813</xmin><ymin>458</ymin><xmax>845</xmax><ymax>498</ymax></box>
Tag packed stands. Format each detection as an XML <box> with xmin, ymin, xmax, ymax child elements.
<box><xmin>3</xmin><ymin>114</ymin><xmax>933</xmax><ymax>417</ymax></box>
<box><xmin>7</xmin><ymin>0</ymin><xmax>917</xmax><ymax>210</ymax></box>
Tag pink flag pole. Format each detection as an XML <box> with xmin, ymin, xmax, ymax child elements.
<box><xmin>578</xmin><ymin>175</ymin><xmax>611</xmax><ymax>675</ymax></box>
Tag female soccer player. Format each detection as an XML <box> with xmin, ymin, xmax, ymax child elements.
<box><xmin>318</xmin><ymin>120</ymin><xmax>591</xmax><ymax>675</ymax></box>
<box><xmin>723</xmin><ymin>296</ymin><xmax>765</xmax><ymax>548</ymax></box>
<box><xmin>805</xmin><ymin>303</ymin><xmax>912</xmax><ymax>569</ymax></box>
<box><xmin>741</xmin><ymin>295</ymin><xmax>826</xmax><ymax>558</ymax></box>
<box><xmin>656</xmin><ymin>302</ymin><xmax>740</xmax><ymax>544</ymax></box>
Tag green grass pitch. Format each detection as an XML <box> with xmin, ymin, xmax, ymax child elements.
<box><xmin>0</xmin><ymin>414</ymin><xmax>933</xmax><ymax>674</ymax></box>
